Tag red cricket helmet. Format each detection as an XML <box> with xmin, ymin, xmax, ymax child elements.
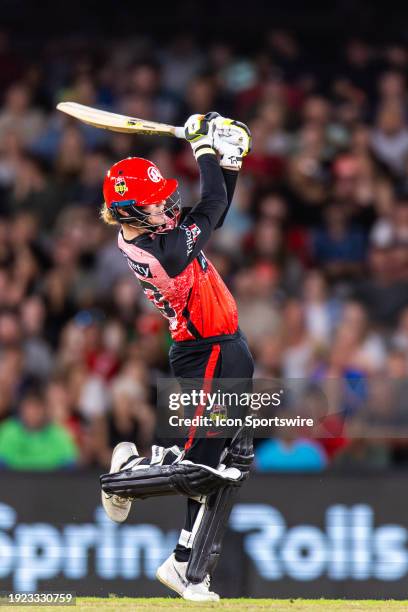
<box><xmin>103</xmin><ymin>157</ymin><xmax>180</xmax><ymax>231</ymax></box>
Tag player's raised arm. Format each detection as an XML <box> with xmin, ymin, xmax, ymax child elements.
<box><xmin>184</xmin><ymin>112</ymin><xmax>229</xmax><ymax>232</ymax></box>
<box><xmin>213</xmin><ymin>116</ymin><xmax>251</xmax><ymax>228</ymax></box>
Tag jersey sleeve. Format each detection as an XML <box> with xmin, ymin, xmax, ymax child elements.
<box><xmin>148</xmin><ymin>153</ymin><xmax>229</xmax><ymax>277</ymax></box>
<box><xmin>215</xmin><ymin>168</ymin><xmax>238</xmax><ymax>229</ymax></box>
<box><xmin>180</xmin><ymin>168</ymin><xmax>238</xmax><ymax>229</ymax></box>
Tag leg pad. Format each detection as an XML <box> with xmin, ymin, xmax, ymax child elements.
<box><xmin>100</xmin><ymin>461</ymin><xmax>240</xmax><ymax>500</ymax></box>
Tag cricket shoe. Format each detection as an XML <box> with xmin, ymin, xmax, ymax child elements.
<box><xmin>183</xmin><ymin>575</ymin><xmax>220</xmax><ymax>602</ymax></box>
<box><xmin>156</xmin><ymin>553</ymin><xmax>220</xmax><ymax>601</ymax></box>
<box><xmin>101</xmin><ymin>441</ymin><xmax>137</xmax><ymax>523</ymax></box>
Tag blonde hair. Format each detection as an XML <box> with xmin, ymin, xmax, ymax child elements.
<box><xmin>100</xmin><ymin>202</ymin><xmax>119</xmax><ymax>226</ymax></box>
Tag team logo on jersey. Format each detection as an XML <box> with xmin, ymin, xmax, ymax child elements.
<box><xmin>127</xmin><ymin>258</ymin><xmax>152</xmax><ymax>278</ymax></box>
<box><xmin>148</xmin><ymin>166</ymin><xmax>162</xmax><ymax>183</ymax></box>
<box><xmin>114</xmin><ymin>176</ymin><xmax>128</xmax><ymax>196</ymax></box>
<box><xmin>180</xmin><ymin>223</ymin><xmax>201</xmax><ymax>256</ymax></box>
<box><xmin>188</xmin><ymin>223</ymin><xmax>201</xmax><ymax>241</ymax></box>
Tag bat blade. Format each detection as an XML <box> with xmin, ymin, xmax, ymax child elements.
<box><xmin>56</xmin><ymin>102</ymin><xmax>185</xmax><ymax>139</ymax></box>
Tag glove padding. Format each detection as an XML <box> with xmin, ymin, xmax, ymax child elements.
<box><xmin>213</xmin><ymin>116</ymin><xmax>252</xmax><ymax>171</ymax></box>
<box><xmin>184</xmin><ymin>112</ymin><xmax>220</xmax><ymax>159</ymax></box>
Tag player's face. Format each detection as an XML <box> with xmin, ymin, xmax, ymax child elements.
<box><xmin>143</xmin><ymin>201</ymin><xmax>167</xmax><ymax>226</ymax></box>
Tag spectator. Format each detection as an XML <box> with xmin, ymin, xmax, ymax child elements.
<box><xmin>355</xmin><ymin>244</ymin><xmax>408</xmax><ymax>327</ymax></box>
<box><xmin>312</xmin><ymin>204</ymin><xmax>366</xmax><ymax>281</ymax></box>
<box><xmin>0</xmin><ymin>387</ymin><xmax>78</xmax><ymax>469</ymax></box>
<box><xmin>20</xmin><ymin>295</ymin><xmax>53</xmax><ymax>379</ymax></box>
<box><xmin>371</xmin><ymin>103</ymin><xmax>408</xmax><ymax>175</ymax></box>
<box><xmin>91</xmin><ymin>364</ymin><xmax>155</xmax><ymax>467</ymax></box>
<box><xmin>302</xmin><ymin>270</ymin><xmax>338</xmax><ymax>346</ymax></box>
<box><xmin>256</xmin><ymin>425</ymin><xmax>328</xmax><ymax>472</ymax></box>
<box><xmin>0</xmin><ymin>83</ymin><xmax>44</xmax><ymax>145</ymax></box>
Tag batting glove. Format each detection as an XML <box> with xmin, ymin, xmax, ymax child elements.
<box><xmin>213</xmin><ymin>117</ymin><xmax>252</xmax><ymax>171</ymax></box>
<box><xmin>184</xmin><ymin>112</ymin><xmax>219</xmax><ymax>160</ymax></box>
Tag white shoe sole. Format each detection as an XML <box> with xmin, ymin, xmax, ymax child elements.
<box><xmin>101</xmin><ymin>442</ymin><xmax>137</xmax><ymax>523</ymax></box>
<box><xmin>183</xmin><ymin>588</ymin><xmax>220</xmax><ymax>602</ymax></box>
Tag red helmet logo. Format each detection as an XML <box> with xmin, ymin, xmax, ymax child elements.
<box><xmin>114</xmin><ymin>176</ymin><xmax>128</xmax><ymax>196</ymax></box>
<box><xmin>147</xmin><ymin>166</ymin><xmax>162</xmax><ymax>182</ymax></box>
<box><xmin>103</xmin><ymin>157</ymin><xmax>178</xmax><ymax>208</ymax></box>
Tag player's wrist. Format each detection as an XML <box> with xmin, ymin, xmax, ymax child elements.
<box><xmin>192</xmin><ymin>144</ymin><xmax>217</xmax><ymax>159</ymax></box>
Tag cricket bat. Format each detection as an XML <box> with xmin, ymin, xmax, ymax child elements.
<box><xmin>56</xmin><ymin>102</ymin><xmax>186</xmax><ymax>139</ymax></box>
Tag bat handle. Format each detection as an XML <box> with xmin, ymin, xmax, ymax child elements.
<box><xmin>174</xmin><ymin>126</ymin><xmax>186</xmax><ymax>139</ymax></box>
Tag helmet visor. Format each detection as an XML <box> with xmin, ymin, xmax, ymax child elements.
<box><xmin>111</xmin><ymin>189</ymin><xmax>181</xmax><ymax>233</ymax></box>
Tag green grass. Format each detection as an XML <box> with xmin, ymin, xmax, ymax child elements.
<box><xmin>3</xmin><ymin>598</ymin><xmax>408</xmax><ymax>612</ymax></box>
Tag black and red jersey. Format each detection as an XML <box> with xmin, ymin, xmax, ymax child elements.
<box><xmin>118</xmin><ymin>154</ymin><xmax>239</xmax><ymax>342</ymax></box>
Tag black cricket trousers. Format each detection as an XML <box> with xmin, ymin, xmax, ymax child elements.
<box><xmin>169</xmin><ymin>328</ymin><xmax>254</xmax><ymax>467</ymax></box>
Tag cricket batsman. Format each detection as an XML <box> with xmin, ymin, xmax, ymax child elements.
<box><xmin>99</xmin><ymin>113</ymin><xmax>254</xmax><ymax>601</ymax></box>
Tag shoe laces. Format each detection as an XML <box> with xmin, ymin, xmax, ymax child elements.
<box><xmin>203</xmin><ymin>574</ymin><xmax>211</xmax><ymax>590</ymax></box>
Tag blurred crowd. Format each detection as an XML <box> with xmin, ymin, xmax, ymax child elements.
<box><xmin>0</xmin><ymin>29</ymin><xmax>408</xmax><ymax>472</ymax></box>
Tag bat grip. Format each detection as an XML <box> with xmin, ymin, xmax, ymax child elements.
<box><xmin>174</xmin><ymin>126</ymin><xmax>186</xmax><ymax>139</ymax></box>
